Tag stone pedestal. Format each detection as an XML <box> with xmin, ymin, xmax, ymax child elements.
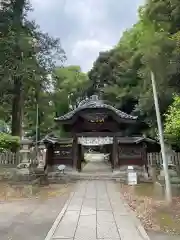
<box><xmin>20</xmin><ymin>149</ymin><xmax>30</xmax><ymax>163</ymax></box>
<box><xmin>158</xmin><ymin>166</ymin><xmax>180</xmax><ymax>185</ymax></box>
<box><xmin>37</xmin><ymin>147</ymin><xmax>46</xmax><ymax>170</ymax></box>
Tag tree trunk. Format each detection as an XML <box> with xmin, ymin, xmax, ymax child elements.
<box><xmin>11</xmin><ymin>77</ymin><xmax>23</xmax><ymax>137</ymax></box>
<box><xmin>11</xmin><ymin>0</ymin><xmax>26</xmax><ymax>137</ymax></box>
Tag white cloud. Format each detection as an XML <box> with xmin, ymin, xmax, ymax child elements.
<box><xmin>31</xmin><ymin>0</ymin><xmax>49</xmax><ymax>8</ymax></box>
<box><xmin>30</xmin><ymin>0</ymin><xmax>145</xmax><ymax>72</ymax></box>
<box><xmin>72</xmin><ymin>39</ymin><xmax>111</xmax><ymax>57</ymax></box>
<box><xmin>63</xmin><ymin>0</ymin><xmax>107</xmax><ymax>26</ymax></box>
<box><xmin>31</xmin><ymin>0</ymin><xmax>64</xmax><ymax>10</ymax></box>
<box><xmin>71</xmin><ymin>39</ymin><xmax>111</xmax><ymax>72</ymax></box>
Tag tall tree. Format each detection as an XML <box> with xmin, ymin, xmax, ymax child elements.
<box><xmin>0</xmin><ymin>0</ymin><xmax>28</xmax><ymax>136</ymax></box>
<box><xmin>88</xmin><ymin>0</ymin><xmax>180</xmax><ymax>138</ymax></box>
<box><xmin>0</xmin><ymin>0</ymin><xmax>65</xmax><ymax>138</ymax></box>
<box><xmin>53</xmin><ymin>66</ymin><xmax>89</xmax><ymax>113</ymax></box>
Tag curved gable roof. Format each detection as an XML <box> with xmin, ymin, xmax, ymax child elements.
<box><xmin>54</xmin><ymin>95</ymin><xmax>137</xmax><ymax>122</ymax></box>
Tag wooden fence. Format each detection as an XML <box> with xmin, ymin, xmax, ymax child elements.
<box><xmin>147</xmin><ymin>152</ymin><xmax>180</xmax><ymax>167</ymax></box>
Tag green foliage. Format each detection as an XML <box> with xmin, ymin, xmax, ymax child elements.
<box><xmin>0</xmin><ymin>0</ymin><xmax>65</xmax><ymax>138</ymax></box>
<box><xmin>0</xmin><ymin>133</ymin><xmax>20</xmax><ymax>152</ymax></box>
<box><xmin>53</xmin><ymin>66</ymin><xmax>89</xmax><ymax>111</ymax></box>
<box><xmin>164</xmin><ymin>95</ymin><xmax>180</xmax><ymax>145</ymax></box>
<box><xmin>23</xmin><ymin>65</ymin><xmax>89</xmax><ymax>139</ymax></box>
<box><xmin>24</xmin><ymin>91</ymin><xmax>55</xmax><ymax>139</ymax></box>
<box><xmin>2</xmin><ymin>0</ymin><xmax>180</xmax><ymax>146</ymax></box>
<box><xmin>0</xmin><ymin>120</ymin><xmax>9</xmax><ymax>133</ymax></box>
<box><xmin>88</xmin><ymin>0</ymin><xmax>180</xmax><ymax>139</ymax></box>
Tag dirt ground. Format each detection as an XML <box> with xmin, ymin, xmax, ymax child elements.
<box><xmin>148</xmin><ymin>230</ymin><xmax>180</xmax><ymax>240</ymax></box>
<box><xmin>0</xmin><ymin>182</ymin><xmax>73</xmax><ymax>240</ymax></box>
<box><xmin>119</xmin><ymin>183</ymin><xmax>180</xmax><ymax>239</ymax></box>
<box><xmin>1</xmin><ymin>180</ymin><xmax>180</xmax><ymax>240</ymax></box>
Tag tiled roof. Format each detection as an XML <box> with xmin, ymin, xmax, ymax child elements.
<box><xmin>55</xmin><ymin>96</ymin><xmax>137</xmax><ymax>121</ymax></box>
<box><xmin>42</xmin><ymin>136</ymin><xmax>73</xmax><ymax>144</ymax></box>
<box><xmin>117</xmin><ymin>137</ymin><xmax>157</xmax><ymax>144</ymax></box>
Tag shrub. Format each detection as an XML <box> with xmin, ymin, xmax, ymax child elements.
<box><xmin>164</xmin><ymin>95</ymin><xmax>180</xmax><ymax>146</ymax></box>
<box><xmin>0</xmin><ymin>133</ymin><xmax>20</xmax><ymax>152</ymax></box>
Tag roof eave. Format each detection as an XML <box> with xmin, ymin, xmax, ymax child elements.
<box><xmin>54</xmin><ymin>115</ymin><xmax>138</xmax><ymax>122</ymax></box>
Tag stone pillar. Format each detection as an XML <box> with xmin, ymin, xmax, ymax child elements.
<box><xmin>17</xmin><ymin>140</ymin><xmax>32</xmax><ymax>176</ymax></box>
<box><xmin>20</xmin><ymin>148</ymin><xmax>30</xmax><ymax>164</ymax></box>
<box><xmin>37</xmin><ymin>146</ymin><xmax>46</xmax><ymax>170</ymax></box>
<box><xmin>19</xmin><ymin>139</ymin><xmax>33</xmax><ymax>164</ymax></box>
<box><xmin>151</xmin><ymin>163</ymin><xmax>157</xmax><ymax>182</ymax></box>
<box><xmin>165</xmin><ymin>144</ymin><xmax>175</xmax><ymax>165</ymax></box>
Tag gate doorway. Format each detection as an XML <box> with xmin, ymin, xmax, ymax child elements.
<box><xmin>77</xmin><ymin>137</ymin><xmax>113</xmax><ymax>173</ymax></box>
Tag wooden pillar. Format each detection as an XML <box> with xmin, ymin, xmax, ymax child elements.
<box><xmin>77</xmin><ymin>144</ymin><xmax>82</xmax><ymax>172</ymax></box>
<box><xmin>44</xmin><ymin>145</ymin><xmax>49</xmax><ymax>173</ymax></box>
<box><xmin>112</xmin><ymin>136</ymin><xmax>118</xmax><ymax>169</ymax></box>
<box><xmin>47</xmin><ymin>144</ymin><xmax>53</xmax><ymax>166</ymax></box>
<box><xmin>107</xmin><ymin>144</ymin><xmax>111</xmax><ymax>164</ymax></box>
<box><xmin>108</xmin><ymin>144</ymin><xmax>112</xmax><ymax>165</ymax></box>
<box><xmin>142</xmin><ymin>143</ymin><xmax>147</xmax><ymax>166</ymax></box>
<box><xmin>142</xmin><ymin>143</ymin><xmax>150</xmax><ymax>177</ymax></box>
<box><xmin>73</xmin><ymin>135</ymin><xmax>78</xmax><ymax>170</ymax></box>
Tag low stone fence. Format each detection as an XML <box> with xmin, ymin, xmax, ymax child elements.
<box><xmin>0</xmin><ymin>150</ymin><xmax>39</xmax><ymax>166</ymax></box>
<box><xmin>0</xmin><ymin>151</ymin><xmax>22</xmax><ymax>166</ymax></box>
<box><xmin>147</xmin><ymin>152</ymin><xmax>180</xmax><ymax>169</ymax></box>
<box><xmin>0</xmin><ymin>149</ymin><xmax>46</xmax><ymax>182</ymax></box>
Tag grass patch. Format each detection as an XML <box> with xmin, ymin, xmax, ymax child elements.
<box><xmin>0</xmin><ymin>182</ymin><xmax>73</xmax><ymax>201</ymax></box>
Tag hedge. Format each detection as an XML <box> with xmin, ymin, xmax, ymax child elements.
<box><xmin>0</xmin><ymin>133</ymin><xmax>20</xmax><ymax>152</ymax></box>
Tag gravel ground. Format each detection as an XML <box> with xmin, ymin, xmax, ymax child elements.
<box><xmin>0</xmin><ymin>183</ymin><xmax>73</xmax><ymax>240</ymax></box>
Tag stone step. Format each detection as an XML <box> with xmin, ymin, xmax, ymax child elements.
<box><xmin>47</xmin><ymin>172</ymin><xmax>127</xmax><ymax>182</ymax></box>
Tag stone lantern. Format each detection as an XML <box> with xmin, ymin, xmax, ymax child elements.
<box><xmin>19</xmin><ymin>139</ymin><xmax>33</xmax><ymax>164</ymax></box>
<box><xmin>16</xmin><ymin>139</ymin><xmax>33</xmax><ymax>176</ymax></box>
<box><xmin>37</xmin><ymin>142</ymin><xmax>46</xmax><ymax>169</ymax></box>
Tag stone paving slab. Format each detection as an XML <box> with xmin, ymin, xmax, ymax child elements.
<box><xmin>75</xmin><ymin>214</ymin><xmax>96</xmax><ymax>240</ymax></box>
<box><xmin>81</xmin><ymin>198</ymin><xmax>96</xmax><ymax>215</ymax></box>
<box><xmin>53</xmin><ymin>211</ymin><xmax>80</xmax><ymax>239</ymax></box>
<box><xmin>45</xmin><ymin>180</ymin><xmax>150</xmax><ymax>240</ymax></box>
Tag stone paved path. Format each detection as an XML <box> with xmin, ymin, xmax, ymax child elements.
<box><xmin>45</xmin><ymin>180</ymin><xmax>150</xmax><ymax>240</ymax></box>
<box><xmin>82</xmin><ymin>160</ymin><xmax>112</xmax><ymax>173</ymax></box>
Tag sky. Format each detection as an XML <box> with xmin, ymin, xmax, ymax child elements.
<box><xmin>30</xmin><ymin>0</ymin><xmax>145</xmax><ymax>72</ymax></box>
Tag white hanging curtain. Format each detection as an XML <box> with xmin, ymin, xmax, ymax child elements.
<box><xmin>78</xmin><ymin>137</ymin><xmax>113</xmax><ymax>146</ymax></box>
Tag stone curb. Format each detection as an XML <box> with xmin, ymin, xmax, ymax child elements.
<box><xmin>44</xmin><ymin>191</ymin><xmax>74</xmax><ymax>240</ymax></box>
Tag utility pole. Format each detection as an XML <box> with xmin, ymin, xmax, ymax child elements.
<box><xmin>150</xmin><ymin>71</ymin><xmax>172</xmax><ymax>203</ymax></box>
<box><xmin>35</xmin><ymin>86</ymin><xmax>39</xmax><ymax>163</ymax></box>
<box><xmin>35</xmin><ymin>102</ymin><xmax>39</xmax><ymax>163</ymax></box>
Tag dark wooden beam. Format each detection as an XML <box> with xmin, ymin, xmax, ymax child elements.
<box><xmin>75</xmin><ymin>132</ymin><xmax>123</xmax><ymax>137</ymax></box>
